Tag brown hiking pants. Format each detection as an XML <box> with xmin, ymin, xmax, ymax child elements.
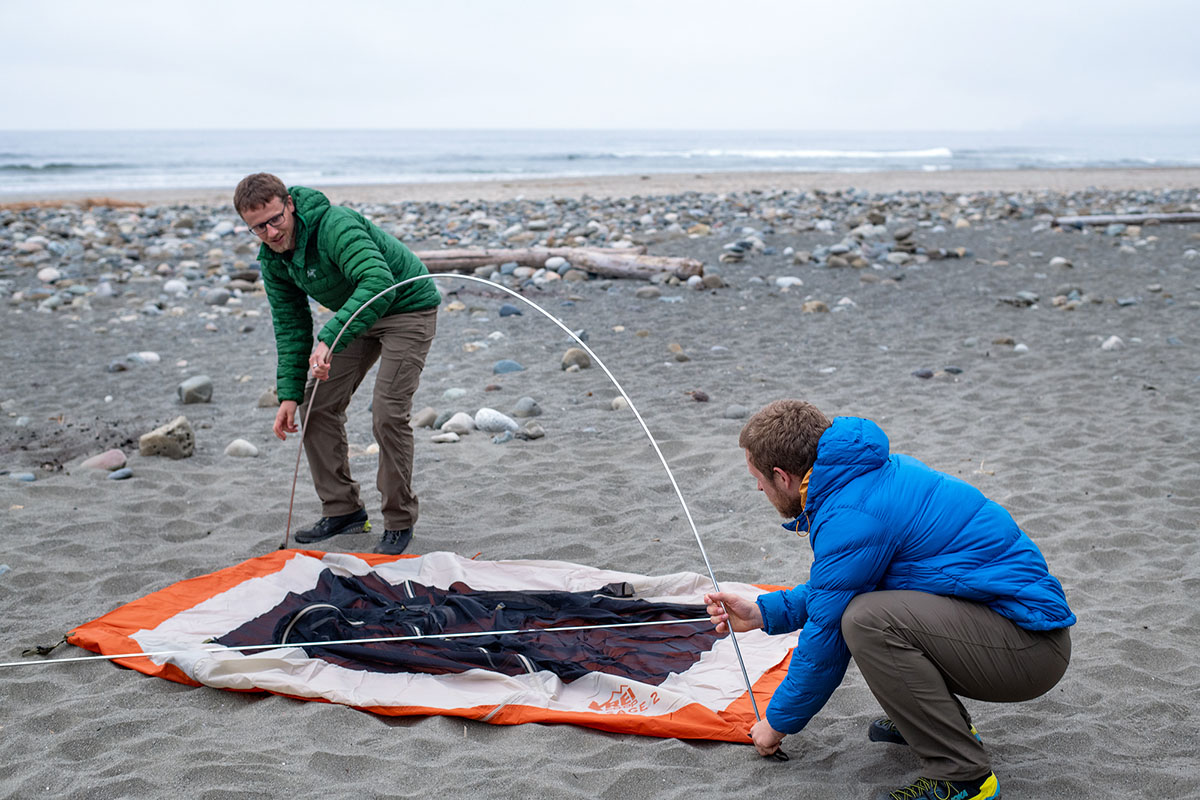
<box><xmin>841</xmin><ymin>590</ymin><xmax>1071</xmax><ymax>782</ymax></box>
<box><xmin>298</xmin><ymin>308</ymin><xmax>437</xmax><ymax>531</ymax></box>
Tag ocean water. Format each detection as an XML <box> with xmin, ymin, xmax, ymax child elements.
<box><xmin>1</xmin><ymin>128</ymin><xmax>1197</xmax><ymax>195</ymax></box>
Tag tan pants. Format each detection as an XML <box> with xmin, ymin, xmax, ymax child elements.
<box><xmin>841</xmin><ymin>590</ymin><xmax>1071</xmax><ymax>782</ymax></box>
<box><xmin>298</xmin><ymin>308</ymin><xmax>437</xmax><ymax>530</ymax></box>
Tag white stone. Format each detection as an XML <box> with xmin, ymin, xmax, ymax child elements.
<box><xmin>544</xmin><ymin>256</ymin><xmax>567</xmax><ymax>270</ymax></box>
<box><xmin>441</xmin><ymin>412</ymin><xmax>476</xmax><ymax>434</ymax></box>
<box><xmin>163</xmin><ymin>278</ymin><xmax>188</xmax><ymax>296</ymax></box>
<box><xmin>36</xmin><ymin>267</ymin><xmax>62</xmax><ymax>283</ymax></box>
<box><xmin>775</xmin><ymin>276</ymin><xmax>804</xmax><ymax>288</ymax></box>
<box><xmin>431</xmin><ymin>431</ymin><xmax>461</xmax><ymax>443</ymax></box>
<box><xmin>474</xmin><ymin>407</ymin><xmax>519</xmax><ymax>433</ymax></box>
<box><xmin>611</xmin><ymin>396</ymin><xmax>629</xmax><ymax>411</ymax></box>
<box><xmin>1101</xmin><ymin>335</ymin><xmax>1125</xmax><ymax>351</ymax></box>
<box><xmin>224</xmin><ymin>438</ymin><xmax>259</xmax><ymax>457</ymax></box>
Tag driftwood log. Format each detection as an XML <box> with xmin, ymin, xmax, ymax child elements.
<box><xmin>1052</xmin><ymin>212</ymin><xmax>1200</xmax><ymax>227</ymax></box>
<box><xmin>412</xmin><ymin>247</ymin><xmax>704</xmax><ymax>280</ymax></box>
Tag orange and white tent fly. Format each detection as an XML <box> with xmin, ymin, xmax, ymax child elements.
<box><xmin>68</xmin><ymin>550</ymin><xmax>796</xmax><ymax>742</ymax></box>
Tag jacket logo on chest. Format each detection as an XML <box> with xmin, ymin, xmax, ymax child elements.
<box><xmin>307</xmin><ymin>269</ymin><xmax>316</xmax><ymax>278</ymax></box>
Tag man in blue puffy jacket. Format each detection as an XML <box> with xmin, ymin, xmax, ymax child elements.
<box><xmin>706</xmin><ymin>399</ymin><xmax>1074</xmax><ymax>800</ymax></box>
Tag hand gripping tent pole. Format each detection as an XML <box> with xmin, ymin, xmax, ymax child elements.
<box><xmin>286</xmin><ymin>273</ymin><xmax>766</xmax><ymax>722</ymax></box>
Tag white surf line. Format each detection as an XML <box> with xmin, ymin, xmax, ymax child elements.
<box><xmin>0</xmin><ymin>617</ymin><xmax>712</xmax><ymax>669</ymax></box>
<box><xmin>287</xmin><ymin>273</ymin><xmax>765</xmax><ymax>719</ymax></box>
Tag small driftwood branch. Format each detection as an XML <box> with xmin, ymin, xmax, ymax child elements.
<box><xmin>413</xmin><ymin>247</ymin><xmax>703</xmax><ymax>280</ymax></box>
<box><xmin>1053</xmin><ymin>212</ymin><xmax>1200</xmax><ymax>227</ymax></box>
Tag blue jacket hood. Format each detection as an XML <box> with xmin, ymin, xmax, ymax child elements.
<box><xmin>783</xmin><ymin>417</ymin><xmax>888</xmax><ymax>534</ymax></box>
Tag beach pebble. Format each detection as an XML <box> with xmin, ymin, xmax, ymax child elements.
<box><xmin>431</xmin><ymin>431</ymin><xmax>460</xmax><ymax>444</ymax></box>
<box><xmin>1013</xmin><ymin>343</ymin><xmax>1030</xmax><ymax>353</ymax></box>
<box><xmin>129</xmin><ymin>351</ymin><xmax>161</xmax><ymax>365</ymax></box>
<box><xmin>561</xmin><ymin>348</ymin><xmax>590</xmax><ymax>370</ymax></box>
<box><xmin>474</xmin><ymin>408</ymin><xmax>519</xmax><ymax>433</ymax></box>
<box><xmin>441</xmin><ymin>412</ymin><xmax>476</xmax><ymax>434</ymax></box>
<box><xmin>689</xmin><ymin>390</ymin><xmax>709</xmax><ymax>402</ymax></box>
<box><xmin>204</xmin><ymin>288</ymin><xmax>232</xmax><ymax>306</ymax></box>
<box><xmin>802</xmin><ymin>300</ymin><xmax>829</xmax><ymax>313</ymax></box>
<box><xmin>9</xmin><ymin>472</ymin><xmax>36</xmax><ymax>482</ymax></box>
<box><xmin>80</xmin><ymin>449</ymin><xmax>127</xmax><ymax>471</ymax></box>
<box><xmin>224</xmin><ymin>438</ymin><xmax>258</xmax><ymax>457</ymax></box>
<box><xmin>512</xmin><ymin>396</ymin><xmax>542</xmax><ymax>417</ymax></box>
<box><xmin>163</xmin><ymin>278</ymin><xmax>188</xmax><ymax>296</ymax></box>
<box><xmin>611</xmin><ymin>396</ymin><xmax>629</xmax><ymax>411</ymax></box>
<box><xmin>177</xmin><ymin>375</ymin><xmax>213</xmax><ymax>404</ymax></box>
<box><xmin>107</xmin><ymin>468</ymin><xmax>133</xmax><ymax>481</ymax></box>
<box><xmin>517</xmin><ymin>421</ymin><xmax>545</xmax><ymax>440</ymax></box>
<box><xmin>493</xmin><ymin>359</ymin><xmax>525</xmax><ymax>374</ymax></box>
<box><xmin>723</xmin><ymin>404</ymin><xmax>750</xmax><ymax>419</ymax></box>
<box><xmin>1101</xmin><ymin>335</ymin><xmax>1125</xmax><ymax>351</ymax></box>
<box><xmin>442</xmin><ymin>387</ymin><xmax>468</xmax><ymax>402</ymax></box>
<box><xmin>36</xmin><ymin>267</ymin><xmax>62</xmax><ymax>283</ymax></box>
<box><xmin>138</xmin><ymin>416</ymin><xmax>195</xmax><ymax>459</ymax></box>
<box><xmin>257</xmin><ymin>387</ymin><xmax>279</xmax><ymax>408</ymax></box>
<box><xmin>491</xmin><ymin>430</ymin><xmax>514</xmax><ymax>444</ymax></box>
<box><xmin>498</xmin><ymin>303</ymin><xmax>522</xmax><ymax>317</ymax></box>
<box><xmin>410</xmin><ymin>407</ymin><xmax>437</xmax><ymax>428</ymax></box>
<box><xmin>545</xmin><ymin>256</ymin><xmax>568</xmax><ymax>270</ymax></box>
<box><xmin>912</xmin><ymin>368</ymin><xmax>934</xmax><ymax>379</ymax></box>
<box><xmin>775</xmin><ymin>276</ymin><xmax>804</xmax><ymax>288</ymax></box>
<box><xmin>635</xmin><ymin>286</ymin><xmax>661</xmax><ymax>300</ymax></box>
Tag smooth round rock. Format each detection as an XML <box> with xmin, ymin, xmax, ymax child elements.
<box><xmin>512</xmin><ymin>396</ymin><xmax>542</xmax><ymax>418</ymax></box>
<box><xmin>474</xmin><ymin>408</ymin><xmax>519</xmax><ymax>433</ymax></box>
<box><xmin>441</xmin><ymin>411</ymin><xmax>476</xmax><ymax>434</ymax></box>
<box><xmin>493</xmin><ymin>359</ymin><xmax>525</xmax><ymax>374</ymax></box>
<box><xmin>80</xmin><ymin>449</ymin><xmax>127</xmax><ymax>471</ymax></box>
<box><xmin>561</xmin><ymin>348</ymin><xmax>590</xmax><ymax>370</ymax></box>
<box><xmin>107</xmin><ymin>468</ymin><xmax>133</xmax><ymax>480</ymax></box>
<box><xmin>224</xmin><ymin>438</ymin><xmax>259</xmax><ymax>457</ymax></box>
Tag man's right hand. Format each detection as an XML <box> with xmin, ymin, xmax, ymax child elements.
<box><xmin>704</xmin><ymin>591</ymin><xmax>764</xmax><ymax>634</ymax></box>
<box><xmin>273</xmin><ymin>400</ymin><xmax>299</xmax><ymax>440</ymax></box>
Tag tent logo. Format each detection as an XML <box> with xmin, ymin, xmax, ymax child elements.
<box><xmin>588</xmin><ymin>685</ymin><xmax>661</xmax><ymax>714</ymax></box>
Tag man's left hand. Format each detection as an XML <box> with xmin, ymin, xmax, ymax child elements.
<box><xmin>750</xmin><ymin>718</ymin><xmax>786</xmax><ymax>757</ymax></box>
<box><xmin>310</xmin><ymin>342</ymin><xmax>332</xmax><ymax>381</ymax></box>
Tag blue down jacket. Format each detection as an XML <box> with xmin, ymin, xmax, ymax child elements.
<box><xmin>755</xmin><ymin>416</ymin><xmax>1075</xmax><ymax>734</ymax></box>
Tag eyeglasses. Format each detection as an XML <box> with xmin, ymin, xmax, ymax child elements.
<box><xmin>248</xmin><ymin>206</ymin><xmax>288</xmax><ymax>236</ymax></box>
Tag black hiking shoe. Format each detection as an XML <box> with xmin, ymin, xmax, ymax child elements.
<box><xmin>374</xmin><ymin>527</ymin><xmax>413</xmax><ymax>555</ymax></box>
<box><xmin>868</xmin><ymin>717</ymin><xmax>982</xmax><ymax>746</ymax></box>
<box><xmin>294</xmin><ymin>509</ymin><xmax>370</xmax><ymax>544</ymax></box>
<box><xmin>880</xmin><ymin>772</ymin><xmax>1000</xmax><ymax>800</ymax></box>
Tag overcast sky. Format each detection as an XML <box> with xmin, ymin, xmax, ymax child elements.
<box><xmin>2</xmin><ymin>0</ymin><xmax>1198</xmax><ymax>131</ymax></box>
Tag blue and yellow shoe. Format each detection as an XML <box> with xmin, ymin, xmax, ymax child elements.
<box><xmin>868</xmin><ymin>717</ymin><xmax>982</xmax><ymax>746</ymax></box>
<box><xmin>883</xmin><ymin>772</ymin><xmax>1000</xmax><ymax>800</ymax></box>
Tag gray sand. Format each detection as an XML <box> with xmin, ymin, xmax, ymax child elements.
<box><xmin>2</xmin><ymin>170</ymin><xmax>1199</xmax><ymax>798</ymax></box>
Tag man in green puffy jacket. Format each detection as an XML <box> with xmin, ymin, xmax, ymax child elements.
<box><xmin>234</xmin><ymin>173</ymin><xmax>440</xmax><ymax>555</ymax></box>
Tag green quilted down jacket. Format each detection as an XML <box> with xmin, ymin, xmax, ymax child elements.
<box><xmin>257</xmin><ymin>186</ymin><xmax>441</xmax><ymax>402</ymax></box>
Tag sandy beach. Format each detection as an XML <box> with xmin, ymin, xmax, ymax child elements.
<box><xmin>2</xmin><ymin>167</ymin><xmax>1199</xmax><ymax>799</ymax></box>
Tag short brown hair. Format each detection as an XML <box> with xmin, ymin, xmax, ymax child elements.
<box><xmin>739</xmin><ymin>400</ymin><xmax>832</xmax><ymax>478</ymax></box>
<box><xmin>234</xmin><ymin>173</ymin><xmax>289</xmax><ymax>216</ymax></box>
